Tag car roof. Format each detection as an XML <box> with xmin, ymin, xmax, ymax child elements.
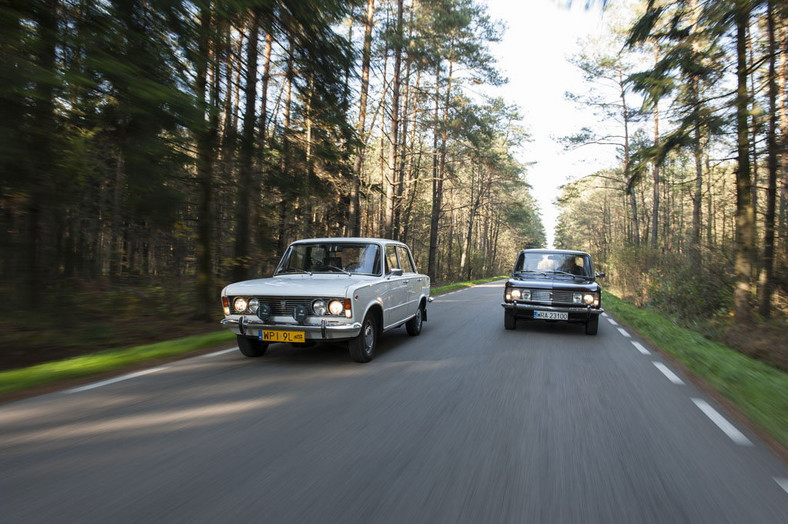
<box><xmin>520</xmin><ymin>248</ymin><xmax>590</xmax><ymax>256</ymax></box>
<box><xmin>290</xmin><ymin>237</ymin><xmax>406</xmax><ymax>246</ymax></box>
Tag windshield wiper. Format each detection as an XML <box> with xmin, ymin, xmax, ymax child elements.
<box><xmin>549</xmin><ymin>270</ymin><xmax>589</xmax><ymax>279</ymax></box>
<box><xmin>277</xmin><ymin>267</ymin><xmax>312</xmax><ymax>275</ymax></box>
<box><xmin>516</xmin><ymin>269</ymin><xmax>546</xmax><ymax>276</ymax></box>
<box><xmin>318</xmin><ymin>265</ymin><xmax>351</xmax><ymax>275</ymax></box>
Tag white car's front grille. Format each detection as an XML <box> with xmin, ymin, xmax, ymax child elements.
<box><xmin>231</xmin><ymin>296</ymin><xmax>314</xmax><ymax>315</ymax></box>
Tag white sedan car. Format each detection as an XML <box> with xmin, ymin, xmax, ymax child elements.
<box><xmin>221</xmin><ymin>238</ymin><xmax>431</xmax><ymax>362</ymax></box>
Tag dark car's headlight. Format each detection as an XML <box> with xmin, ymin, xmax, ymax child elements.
<box><xmin>573</xmin><ymin>292</ymin><xmax>598</xmax><ymax>306</ymax></box>
<box><xmin>505</xmin><ymin>288</ymin><xmax>530</xmax><ymax>301</ymax></box>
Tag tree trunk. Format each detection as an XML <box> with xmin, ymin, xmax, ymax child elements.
<box><xmin>619</xmin><ymin>64</ymin><xmax>638</xmax><ymax>245</ymax></box>
<box><xmin>350</xmin><ymin>0</ymin><xmax>375</xmax><ymax>237</ymax></box>
<box><xmin>26</xmin><ymin>0</ymin><xmax>59</xmax><ymax>298</ymax></box>
<box><xmin>194</xmin><ymin>3</ymin><xmax>217</xmax><ymax>320</ymax></box>
<box><xmin>256</xmin><ymin>31</ymin><xmax>273</xmax><ymax>268</ymax></box>
<box><xmin>428</xmin><ymin>62</ymin><xmax>442</xmax><ymax>279</ymax></box>
<box><xmin>385</xmin><ymin>0</ymin><xmax>404</xmax><ymax>239</ymax></box>
<box><xmin>650</xmin><ymin>45</ymin><xmax>660</xmax><ymax>251</ymax></box>
<box><xmin>276</xmin><ymin>44</ymin><xmax>294</xmax><ymax>257</ymax></box>
<box><xmin>758</xmin><ymin>0</ymin><xmax>778</xmax><ymax>317</ymax></box>
<box><xmin>429</xmin><ymin>46</ymin><xmax>454</xmax><ymax>279</ymax></box>
<box><xmin>691</xmin><ymin>119</ymin><xmax>703</xmax><ymax>256</ymax></box>
<box><xmin>232</xmin><ymin>10</ymin><xmax>260</xmax><ymax>282</ymax></box>
<box><xmin>733</xmin><ymin>4</ymin><xmax>755</xmax><ymax>324</ymax></box>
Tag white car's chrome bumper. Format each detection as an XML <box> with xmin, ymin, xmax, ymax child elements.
<box><xmin>221</xmin><ymin>316</ymin><xmax>362</xmax><ymax>341</ymax></box>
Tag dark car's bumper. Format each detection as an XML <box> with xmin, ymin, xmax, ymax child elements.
<box><xmin>501</xmin><ymin>302</ymin><xmax>603</xmax><ymax>322</ymax></box>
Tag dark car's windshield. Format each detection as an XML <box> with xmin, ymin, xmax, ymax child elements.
<box><xmin>276</xmin><ymin>243</ymin><xmax>381</xmax><ymax>276</ymax></box>
<box><xmin>515</xmin><ymin>252</ymin><xmax>592</xmax><ymax>278</ymax></box>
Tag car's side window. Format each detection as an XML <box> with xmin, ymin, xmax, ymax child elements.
<box><xmin>385</xmin><ymin>245</ymin><xmax>399</xmax><ymax>274</ymax></box>
<box><xmin>397</xmin><ymin>247</ymin><xmax>415</xmax><ymax>273</ymax></box>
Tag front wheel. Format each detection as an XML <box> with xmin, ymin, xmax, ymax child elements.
<box><xmin>349</xmin><ymin>312</ymin><xmax>378</xmax><ymax>363</ymax></box>
<box><xmin>405</xmin><ymin>306</ymin><xmax>423</xmax><ymax>336</ymax></box>
<box><xmin>585</xmin><ymin>315</ymin><xmax>599</xmax><ymax>335</ymax></box>
<box><xmin>504</xmin><ymin>310</ymin><xmax>516</xmax><ymax>330</ymax></box>
<box><xmin>237</xmin><ymin>335</ymin><xmax>269</xmax><ymax>357</ymax></box>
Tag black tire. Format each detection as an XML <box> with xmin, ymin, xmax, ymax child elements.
<box><xmin>405</xmin><ymin>305</ymin><xmax>423</xmax><ymax>336</ymax></box>
<box><xmin>237</xmin><ymin>335</ymin><xmax>269</xmax><ymax>357</ymax></box>
<box><xmin>585</xmin><ymin>315</ymin><xmax>599</xmax><ymax>335</ymax></box>
<box><xmin>349</xmin><ymin>312</ymin><xmax>378</xmax><ymax>363</ymax></box>
<box><xmin>504</xmin><ymin>310</ymin><xmax>516</xmax><ymax>330</ymax></box>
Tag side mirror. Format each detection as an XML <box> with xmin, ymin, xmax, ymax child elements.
<box><xmin>595</xmin><ymin>272</ymin><xmax>606</xmax><ymax>279</ymax></box>
<box><xmin>390</xmin><ymin>268</ymin><xmax>404</xmax><ymax>277</ymax></box>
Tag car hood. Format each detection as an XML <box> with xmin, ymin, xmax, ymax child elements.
<box><xmin>222</xmin><ymin>274</ymin><xmax>379</xmax><ymax>297</ymax></box>
<box><xmin>508</xmin><ymin>275</ymin><xmax>600</xmax><ymax>292</ymax></box>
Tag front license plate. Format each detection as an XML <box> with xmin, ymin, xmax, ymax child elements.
<box><xmin>260</xmin><ymin>330</ymin><xmax>306</xmax><ymax>343</ymax></box>
<box><xmin>534</xmin><ymin>311</ymin><xmax>568</xmax><ymax>321</ymax></box>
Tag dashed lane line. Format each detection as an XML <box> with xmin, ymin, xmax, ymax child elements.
<box><xmin>617</xmin><ymin>327</ymin><xmax>631</xmax><ymax>338</ymax></box>
<box><xmin>653</xmin><ymin>362</ymin><xmax>685</xmax><ymax>385</ymax></box>
<box><xmin>606</xmin><ymin>317</ymin><xmax>619</xmax><ymax>326</ymax></box>
<box><xmin>775</xmin><ymin>478</ymin><xmax>788</xmax><ymax>495</ymax></box>
<box><xmin>198</xmin><ymin>348</ymin><xmax>237</xmax><ymax>358</ymax></box>
<box><xmin>631</xmin><ymin>341</ymin><xmax>650</xmax><ymax>355</ymax></box>
<box><xmin>692</xmin><ymin>398</ymin><xmax>753</xmax><ymax>446</ymax></box>
<box><xmin>64</xmin><ymin>366</ymin><xmax>170</xmax><ymax>394</ymax></box>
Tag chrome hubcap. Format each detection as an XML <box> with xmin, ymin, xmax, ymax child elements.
<box><xmin>363</xmin><ymin>321</ymin><xmax>374</xmax><ymax>354</ymax></box>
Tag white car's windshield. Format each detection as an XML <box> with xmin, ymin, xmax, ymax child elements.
<box><xmin>276</xmin><ymin>243</ymin><xmax>382</xmax><ymax>275</ymax></box>
<box><xmin>515</xmin><ymin>253</ymin><xmax>591</xmax><ymax>278</ymax></box>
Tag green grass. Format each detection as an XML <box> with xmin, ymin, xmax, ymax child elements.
<box><xmin>432</xmin><ymin>276</ymin><xmax>507</xmax><ymax>296</ymax></box>
<box><xmin>603</xmin><ymin>291</ymin><xmax>788</xmax><ymax>448</ymax></box>
<box><xmin>0</xmin><ymin>330</ymin><xmax>235</xmax><ymax>395</ymax></box>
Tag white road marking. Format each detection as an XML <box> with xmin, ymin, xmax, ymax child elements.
<box><xmin>631</xmin><ymin>341</ymin><xmax>650</xmax><ymax>355</ymax></box>
<box><xmin>198</xmin><ymin>348</ymin><xmax>237</xmax><ymax>358</ymax></box>
<box><xmin>617</xmin><ymin>327</ymin><xmax>631</xmax><ymax>338</ymax></box>
<box><xmin>653</xmin><ymin>362</ymin><xmax>685</xmax><ymax>385</ymax></box>
<box><xmin>64</xmin><ymin>366</ymin><xmax>170</xmax><ymax>394</ymax></box>
<box><xmin>606</xmin><ymin>317</ymin><xmax>619</xmax><ymax>326</ymax></box>
<box><xmin>775</xmin><ymin>478</ymin><xmax>788</xmax><ymax>495</ymax></box>
<box><xmin>692</xmin><ymin>398</ymin><xmax>753</xmax><ymax>446</ymax></box>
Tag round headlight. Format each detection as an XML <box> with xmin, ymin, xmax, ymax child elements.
<box><xmin>583</xmin><ymin>294</ymin><xmax>595</xmax><ymax>305</ymax></box>
<box><xmin>328</xmin><ymin>300</ymin><xmax>344</xmax><ymax>316</ymax></box>
<box><xmin>573</xmin><ymin>292</ymin><xmax>583</xmax><ymax>304</ymax></box>
<box><xmin>233</xmin><ymin>297</ymin><xmax>248</xmax><ymax>313</ymax></box>
<box><xmin>312</xmin><ymin>299</ymin><xmax>327</xmax><ymax>316</ymax></box>
<box><xmin>511</xmin><ymin>289</ymin><xmax>522</xmax><ymax>299</ymax></box>
<box><xmin>248</xmin><ymin>298</ymin><xmax>259</xmax><ymax>313</ymax></box>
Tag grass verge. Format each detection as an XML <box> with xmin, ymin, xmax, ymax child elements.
<box><xmin>0</xmin><ymin>330</ymin><xmax>235</xmax><ymax>396</ymax></box>
<box><xmin>603</xmin><ymin>291</ymin><xmax>788</xmax><ymax>449</ymax></box>
<box><xmin>432</xmin><ymin>276</ymin><xmax>507</xmax><ymax>296</ymax></box>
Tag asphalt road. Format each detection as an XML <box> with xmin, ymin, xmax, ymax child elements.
<box><xmin>2</xmin><ymin>281</ymin><xmax>787</xmax><ymax>523</ymax></box>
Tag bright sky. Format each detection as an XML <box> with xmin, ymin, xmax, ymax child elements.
<box><xmin>484</xmin><ymin>0</ymin><xmax>620</xmax><ymax>247</ymax></box>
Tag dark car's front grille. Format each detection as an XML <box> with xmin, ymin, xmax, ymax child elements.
<box><xmin>231</xmin><ymin>296</ymin><xmax>314</xmax><ymax>315</ymax></box>
<box><xmin>530</xmin><ymin>290</ymin><xmax>574</xmax><ymax>305</ymax></box>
